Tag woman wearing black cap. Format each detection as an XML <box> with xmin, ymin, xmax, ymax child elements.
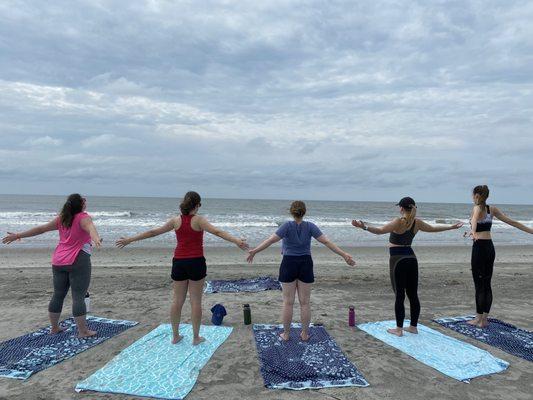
<box><xmin>352</xmin><ymin>197</ymin><xmax>463</xmax><ymax>337</ymax></box>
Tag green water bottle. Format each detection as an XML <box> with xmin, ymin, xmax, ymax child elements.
<box><xmin>243</xmin><ymin>304</ymin><xmax>252</xmax><ymax>325</ymax></box>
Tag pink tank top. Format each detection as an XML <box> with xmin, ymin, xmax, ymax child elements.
<box><xmin>52</xmin><ymin>212</ymin><xmax>92</xmax><ymax>266</ymax></box>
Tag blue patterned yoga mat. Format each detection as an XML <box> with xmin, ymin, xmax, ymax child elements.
<box><xmin>358</xmin><ymin>320</ymin><xmax>509</xmax><ymax>382</ymax></box>
<box><xmin>434</xmin><ymin>316</ymin><xmax>533</xmax><ymax>362</ymax></box>
<box><xmin>76</xmin><ymin>324</ymin><xmax>233</xmax><ymax>400</ymax></box>
<box><xmin>0</xmin><ymin>316</ymin><xmax>138</xmax><ymax>380</ymax></box>
<box><xmin>253</xmin><ymin>323</ymin><xmax>369</xmax><ymax>390</ymax></box>
<box><xmin>204</xmin><ymin>276</ymin><xmax>281</xmax><ymax>293</ymax></box>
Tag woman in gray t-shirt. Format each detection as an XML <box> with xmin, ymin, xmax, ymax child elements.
<box><xmin>247</xmin><ymin>201</ymin><xmax>355</xmax><ymax>341</ymax></box>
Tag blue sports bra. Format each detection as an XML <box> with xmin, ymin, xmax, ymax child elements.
<box><xmin>475</xmin><ymin>205</ymin><xmax>492</xmax><ymax>232</ymax></box>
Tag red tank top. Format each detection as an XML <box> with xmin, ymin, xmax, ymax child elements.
<box><xmin>174</xmin><ymin>214</ymin><xmax>204</xmax><ymax>259</ymax></box>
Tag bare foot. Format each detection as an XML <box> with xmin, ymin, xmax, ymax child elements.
<box><xmin>78</xmin><ymin>329</ymin><xmax>97</xmax><ymax>338</ymax></box>
<box><xmin>279</xmin><ymin>332</ymin><xmax>290</xmax><ymax>341</ymax></box>
<box><xmin>172</xmin><ymin>334</ymin><xmax>184</xmax><ymax>344</ymax></box>
<box><xmin>404</xmin><ymin>326</ymin><xmax>418</xmax><ymax>334</ymax></box>
<box><xmin>49</xmin><ymin>326</ymin><xmax>66</xmax><ymax>335</ymax></box>
<box><xmin>300</xmin><ymin>331</ymin><xmax>310</xmax><ymax>342</ymax></box>
<box><xmin>467</xmin><ymin>318</ymin><xmax>480</xmax><ymax>326</ymax></box>
<box><xmin>387</xmin><ymin>327</ymin><xmax>403</xmax><ymax>337</ymax></box>
<box><xmin>477</xmin><ymin>321</ymin><xmax>489</xmax><ymax>329</ymax></box>
<box><xmin>193</xmin><ymin>336</ymin><xmax>205</xmax><ymax>346</ymax></box>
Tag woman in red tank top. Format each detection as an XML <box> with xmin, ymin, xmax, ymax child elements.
<box><xmin>116</xmin><ymin>191</ymin><xmax>248</xmax><ymax>345</ymax></box>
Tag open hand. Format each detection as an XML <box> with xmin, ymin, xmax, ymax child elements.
<box><xmin>93</xmin><ymin>237</ymin><xmax>102</xmax><ymax>249</ymax></box>
<box><xmin>451</xmin><ymin>222</ymin><xmax>464</xmax><ymax>229</ymax></box>
<box><xmin>344</xmin><ymin>253</ymin><xmax>356</xmax><ymax>266</ymax></box>
<box><xmin>115</xmin><ymin>237</ymin><xmax>131</xmax><ymax>248</ymax></box>
<box><xmin>351</xmin><ymin>220</ymin><xmax>365</xmax><ymax>229</ymax></box>
<box><xmin>236</xmin><ymin>238</ymin><xmax>249</xmax><ymax>251</ymax></box>
<box><xmin>246</xmin><ymin>250</ymin><xmax>256</xmax><ymax>264</ymax></box>
<box><xmin>2</xmin><ymin>232</ymin><xmax>20</xmax><ymax>244</ymax></box>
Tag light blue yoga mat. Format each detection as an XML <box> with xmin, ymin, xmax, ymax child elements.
<box><xmin>358</xmin><ymin>320</ymin><xmax>509</xmax><ymax>382</ymax></box>
<box><xmin>76</xmin><ymin>324</ymin><xmax>233</xmax><ymax>399</ymax></box>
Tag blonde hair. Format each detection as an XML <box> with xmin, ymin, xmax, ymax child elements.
<box><xmin>400</xmin><ymin>205</ymin><xmax>417</xmax><ymax>230</ymax></box>
<box><xmin>290</xmin><ymin>201</ymin><xmax>306</xmax><ymax>219</ymax></box>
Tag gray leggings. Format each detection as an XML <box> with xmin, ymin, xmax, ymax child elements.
<box><xmin>49</xmin><ymin>251</ymin><xmax>91</xmax><ymax>317</ymax></box>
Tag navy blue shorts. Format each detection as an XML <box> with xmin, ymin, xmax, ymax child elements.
<box><xmin>279</xmin><ymin>255</ymin><xmax>314</xmax><ymax>283</ymax></box>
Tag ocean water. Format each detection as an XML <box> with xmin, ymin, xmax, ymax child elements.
<box><xmin>0</xmin><ymin>194</ymin><xmax>532</xmax><ymax>248</ymax></box>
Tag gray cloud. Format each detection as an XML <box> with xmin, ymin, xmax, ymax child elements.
<box><xmin>0</xmin><ymin>0</ymin><xmax>532</xmax><ymax>203</ymax></box>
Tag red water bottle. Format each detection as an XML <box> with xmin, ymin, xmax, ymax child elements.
<box><xmin>348</xmin><ymin>306</ymin><xmax>355</xmax><ymax>327</ymax></box>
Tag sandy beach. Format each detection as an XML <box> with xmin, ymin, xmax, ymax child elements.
<box><xmin>0</xmin><ymin>244</ymin><xmax>532</xmax><ymax>400</ymax></box>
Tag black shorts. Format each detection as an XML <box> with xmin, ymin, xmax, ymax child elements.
<box><xmin>171</xmin><ymin>257</ymin><xmax>207</xmax><ymax>281</ymax></box>
<box><xmin>279</xmin><ymin>255</ymin><xmax>314</xmax><ymax>283</ymax></box>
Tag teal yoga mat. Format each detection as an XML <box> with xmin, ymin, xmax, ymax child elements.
<box><xmin>358</xmin><ymin>320</ymin><xmax>509</xmax><ymax>382</ymax></box>
<box><xmin>76</xmin><ymin>324</ymin><xmax>233</xmax><ymax>399</ymax></box>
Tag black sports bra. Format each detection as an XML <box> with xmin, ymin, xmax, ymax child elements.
<box><xmin>475</xmin><ymin>205</ymin><xmax>492</xmax><ymax>232</ymax></box>
<box><xmin>389</xmin><ymin>220</ymin><xmax>417</xmax><ymax>246</ymax></box>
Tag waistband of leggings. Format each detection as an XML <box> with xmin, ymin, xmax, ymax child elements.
<box><xmin>473</xmin><ymin>239</ymin><xmax>494</xmax><ymax>245</ymax></box>
<box><xmin>389</xmin><ymin>246</ymin><xmax>415</xmax><ymax>256</ymax></box>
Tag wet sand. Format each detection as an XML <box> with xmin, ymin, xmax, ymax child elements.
<box><xmin>0</xmin><ymin>245</ymin><xmax>532</xmax><ymax>399</ymax></box>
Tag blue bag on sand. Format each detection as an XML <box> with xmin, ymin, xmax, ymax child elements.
<box><xmin>211</xmin><ymin>304</ymin><xmax>227</xmax><ymax>325</ymax></box>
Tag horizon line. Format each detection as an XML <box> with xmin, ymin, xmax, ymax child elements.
<box><xmin>1</xmin><ymin>192</ymin><xmax>532</xmax><ymax>207</ymax></box>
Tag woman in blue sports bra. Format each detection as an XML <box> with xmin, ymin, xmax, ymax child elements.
<box><xmin>467</xmin><ymin>185</ymin><xmax>533</xmax><ymax>328</ymax></box>
<box><xmin>352</xmin><ymin>197</ymin><xmax>463</xmax><ymax>337</ymax></box>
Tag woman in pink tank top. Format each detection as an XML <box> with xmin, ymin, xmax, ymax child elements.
<box><xmin>2</xmin><ymin>194</ymin><xmax>102</xmax><ymax>338</ymax></box>
<box><xmin>116</xmin><ymin>191</ymin><xmax>248</xmax><ymax>345</ymax></box>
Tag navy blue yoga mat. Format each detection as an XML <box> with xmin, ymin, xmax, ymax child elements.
<box><xmin>253</xmin><ymin>323</ymin><xmax>369</xmax><ymax>390</ymax></box>
<box><xmin>204</xmin><ymin>276</ymin><xmax>281</xmax><ymax>293</ymax></box>
<box><xmin>434</xmin><ymin>316</ymin><xmax>533</xmax><ymax>362</ymax></box>
<box><xmin>0</xmin><ymin>316</ymin><xmax>138</xmax><ymax>379</ymax></box>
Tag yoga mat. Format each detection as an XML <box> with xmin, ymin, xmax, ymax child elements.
<box><xmin>434</xmin><ymin>316</ymin><xmax>533</xmax><ymax>362</ymax></box>
<box><xmin>204</xmin><ymin>276</ymin><xmax>281</xmax><ymax>293</ymax></box>
<box><xmin>76</xmin><ymin>323</ymin><xmax>233</xmax><ymax>399</ymax></box>
<box><xmin>0</xmin><ymin>316</ymin><xmax>138</xmax><ymax>380</ymax></box>
<box><xmin>253</xmin><ymin>323</ymin><xmax>369</xmax><ymax>390</ymax></box>
<box><xmin>358</xmin><ymin>320</ymin><xmax>509</xmax><ymax>382</ymax></box>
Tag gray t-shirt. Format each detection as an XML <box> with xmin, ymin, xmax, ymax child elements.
<box><xmin>275</xmin><ymin>220</ymin><xmax>323</xmax><ymax>256</ymax></box>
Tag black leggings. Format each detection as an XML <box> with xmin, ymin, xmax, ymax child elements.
<box><xmin>471</xmin><ymin>240</ymin><xmax>495</xmax><ymax>314</ymax></box>
<box><xmin>49</xmin><ymin>251</ymin><xmax>91</xmax><ymax>317</ymax></box>
<box><xmin>390</xmin><ymin>247</ymin><xmax>420</xmax><ymax>328</ymax></box>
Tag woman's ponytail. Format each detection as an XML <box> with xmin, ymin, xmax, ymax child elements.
<box><xmin>473</xmin><ymin>185</ymin><xmax>490</xmax><ymax>209</ymax></box>
<box><xmin>179</xmin><ymin>191</ymin><xmax>201</xmax><ymax>215</ymax></box>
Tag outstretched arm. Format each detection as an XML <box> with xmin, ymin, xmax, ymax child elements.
<box><xmin>197</xmin><ymin>216</ymin><xmax>248</xmax><ymax>250</ymax></box>
<box><xmin>2</xmin><ymin>219</ymin><xmax>58</xmax><ymax>244</ymax></box>
<box><xmin>80</xmin><ymin>217</ymin><xmax>102</xmax><ymax>248</ymax></box>
<box><xmin>315</xmin><ymin>235</ymin><xmax>355</xmax><ymax>266</ymax></box>
<box><xmin>492</xmin><ymin>207</ymin><xmax>533</xmax><ymax>234</ymax></box>
<box><xmin>352</xmin><ymin>218</ymin><xmax>400</xmax><ymax>235</ymax></box>
<box><xmin>247</xmin><ymin>234</ymin><xmax>281</xmax><ymax>263</ymax></box>
<box><xmin>417</xmin><ymin>219</ymin><xmax>463</xmax><ymax>233</ymax></box>
<box><xmin>116</xmin><ymin>218</ymin><xmax>176</xmax><ymax>248</ymax></box>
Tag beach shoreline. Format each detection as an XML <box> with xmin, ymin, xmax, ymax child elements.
<box><xmin>0</xmin><ymin>245</ymin><xmax>532</xmax><ymax>399</ymax></box>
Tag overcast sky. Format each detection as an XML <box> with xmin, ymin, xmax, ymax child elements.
<box><xmin>1</xmin><ymin>1</ymin><xmax>532</xmax><ymax>203</ymax></box>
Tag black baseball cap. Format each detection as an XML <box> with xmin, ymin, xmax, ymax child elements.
<box><xmin>396</xmin><ymin>197</ymin><xmax>416</xmax><ymax>209</ymax></box>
